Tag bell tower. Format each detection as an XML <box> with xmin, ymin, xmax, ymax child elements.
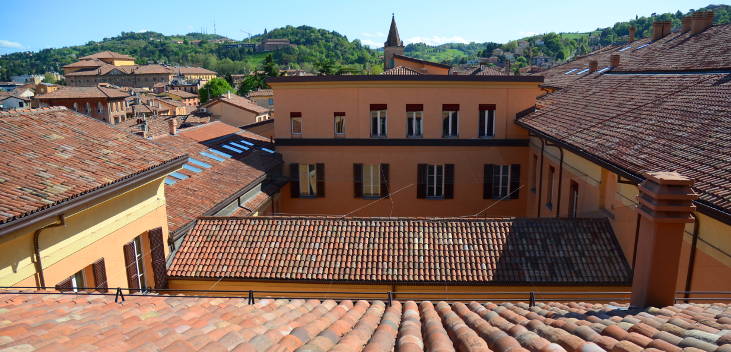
<box><xmin>384</xmin><ymin>14</ymin><xmax>404</xmax><ymax>70</ymax></box>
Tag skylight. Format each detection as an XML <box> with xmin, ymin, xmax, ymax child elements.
<box><xmin>636</xmin><ymin>43</ymin><xmax>650</xmax><ymax>50</ymax></box>
<box><xmin>170</xmin><ymin>172</ymin><xmax>189</xmax><ymax>180</ymax></box>
<box><xmin>576</xmin><ymin>68</ymin><xmax>589</xmax><ymax>74</ymax></box>
<box><xmin>229</xmin><ymin>142</ymin><xmax>250</xmax><ymax>150</ymax></box>
<box><xmin>597</xmin><ymin>67</ymin><xmax>611</xmax><ymax>73</ymax></box>
<box><xmin>200</xmin><ymin>151</ymin><xmax>225</xmax><ymax>162</ymax></box>
<box><xmin>239</xmin><ymin>140</ymin><xmax>255</xmax><ymax>146</ymax></box>
<box><xmin>182</xmin><ymin>164</ymin><xmax>203</xmax><ymax>173</ymax></box>
<box><xmin>618</xmin><ymin>46</ymin><xmax>632</xmax><ymax>52</ymax></box>
<box><xmin>188</xmin><ymin>158</ymin><xmax>212</xmax><ymax>168</ymax></box>
<box><xmin>261</xmin><ymin>147</ymin><xmax>275</xmax><ymax>154</ymax></box>
<box><xmin>208</xmin><ymin>148</ymin><xmax>231</xmax><ymax>158</ymax></box>
<box><xmin>221</xmin><ymin>144</ymin><xmax>244</xmax><ymax>153</ymax></box>
<box><xmin>564</xmin><ymin>68</ymin><xmax>578</xmax><ymax>74</ymax></box>
<box><xmin>165</xmin><ymin>178</ymin><xmax>176</xmax><ymax>185</ymax></box>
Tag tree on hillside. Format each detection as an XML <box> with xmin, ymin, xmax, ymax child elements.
<box><xmin>42</xmin><ymin>72</ymin><xmax>58</xmax><ymax>84</ymax></box>
<box><xmin>199</xmin><ymin>77</ymin><xmax>233</xmax><ymax>103</ymax></box>
<box><xmin>237</xmin><ymin>54</ymin><xmax>279</xmax><ymax>96</ymax></box>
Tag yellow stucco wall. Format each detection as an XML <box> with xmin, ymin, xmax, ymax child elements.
<box><xmin>0</xmin><ymin>177</ymin><xmax>170</xmax><ymax>288</ymax></box>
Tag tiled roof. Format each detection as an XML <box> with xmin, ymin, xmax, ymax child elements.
<box><xmin>518</xmin><ymin>73</ymin><xmax>731</xmax><ymax>214</ymax></box>
<box><xmin>168</xmin><ymin>217</ymin><xmax>630</xmax><ymax>285</ymax></box>
<box><xmin>471</xmin><ymin>66</ymin><xmax>508</xmax><ymax>76</ymax></box>
<box><xmin>165</xmin><ymin>89</ymin><xmax>198</xmax><ymax>99</ymax></box>
<box><xmin>0</xmin><ymin>107</ymin><xmax>184</xmax><ymax>225</ymax></box>
<box><xmin>154</xmin><ymin>125</ymin><xmax>280</xmax><ymax>232</ymax></box>
<box><xmin>381</xmin><ymin>66</ymin><xmax>422</xmax><ymax>75</ymax></box>
<box><xmin>34</xmin><ymin>85</ymin><xmax>129</xmax><ymax>99</ymax></box>
<box><xmin>61</xmin><ymin>59</ymin><xmax>106</xmax><ymax>68</ymax></box>
<box><xmin>132</xmin><ymin>64</ymin><xmax>175</xmax><ymax>75</ymax></box>
<box><xmin>79</xmin><ymin>50</ymin><xmax>135</xmax><ymax>60</ymax></box>
<box><xmin>393</xmin><ymin>54</ymin><xmax>452</xmax><ymax>69</ymax></box>
<box><xmin>2</xmin><ymin>292</ymin><xmax>731</xmax><ymax>351</ymax></box>
<box><xmin>177</xmin><ymin>66</ymin><xmax>217</xmax><ymax>75</ymax></box>
<box><xmin>178</xmin><ymin>121</ymin><xmax>246</xmax><ymax>141</ymax></box>
<box><xmin>203</xmin><ymin>94</ymin><xmax>269</xmax><ymax>114</ymax></box>
<box><xmin>246</xmin><ymin>88</ymin><xmax>274</xmax><ymax>97</ymax></box>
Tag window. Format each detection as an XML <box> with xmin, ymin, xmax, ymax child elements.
<box><xmin>132</xmin><ymin>236</ymin><xmax>147</xmax><ymax>291</ymax></box>
<box><xmin>18</xmin><ymin>101</ymin><xmax>24</xmax><ymax>108</ymax></box>
<box><xmin>483</xmin><ymin>164</ymin><xmax>521</xmax><ymax>199</ymax></box>
<box><xmin>568</xmin><ymin>181</ymin><xmax>579</xmax><ymax>217</ymax></box>
<box><xmin>268</xmin><ymin>98</ymin><xmax>274</xmax><ymax>106</ymax></box>
<box><xmin>442</xmin><ymin>104</ymin><xmax>459</xmax><ymax>137</ymax></box>
<box><xmin>290</xmin><ymin>112</ymin><xmax>302</xmax><ymax>135</ymax></box>
<box><xmin>70</xmin><ymin>270</ymin><xmax>85</xmax><ymax>292</ymax></box>
<box><xmin>417</xmin><ymin>164</ymin><xmax>454</xmax><ymax>199</ymax></box>
<box><xmin>54</xmin><ymin>259</ymin><xmax>108</xmax><ymax>293</ymax></box>
<box><xmin>334</xmin><ymin>112</ymin><xmax>345</xmax><ymax>135</ymax></box>
<box><xmin>354</xmin><ymin>163</ymin><xmax>389</xmax><ymax>198</ymax></box>
<box><xmin>546</xmin><ymin>166</ymin><xmax>556</xmax><ymax>209</ymax></box>
<box><xmin>73</xmin><ymin>103</ymin><xmax>78</xmax><ymax>111</ymax></box>
<box><xmin>479</xmin><ymin>104</ymin><xmax>496</xmax><ymax>137</ymax></box>
<box><xmin>406</xmin><ymin>104</ymin><xmax>423</xmax><ymax>137</ymax></box>
<box><xmin>290</xmin><ymin>163</ymin><xmax>324</xmax><ymax>198</ymax></box>
<box><xmin>85</xmin><ymin>102</ymin><xmax>91</xmax><ymax>114</ymax></box>
<box><xmin>97</xmin><ymin>102</ymin><xmax>103</xmax><ymax>114</ymax></box>
<box><xmin>370</xmin><ymin>104</ymin><xmax>387</xmax><ymax>137</ymax></box>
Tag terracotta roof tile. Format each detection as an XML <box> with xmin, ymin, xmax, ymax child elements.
<box><xmin>168</xmin><ymin>217</ymin><xmax>631</xmax><ymax>285</ymax></box>
<box><xmin>79</xmin><ymin>51</ymin><xmax>135</xmax><ymax>60</ymax></box>
<box><xmin>381</xmin><ymin>66</ymin><xmax>422</xmax><ymax>75</ymax></box>
<box><xmin>3</xmin><ymin>293</ymin><xmax>730</xmax><ymax>351</ymax></box>
<box><xmin>203</xmin><ymin>95</ymin><xmax>269</xmax><ymax>114</ymax></box>
<box><xmin>0</xmin><ymin>107</ymin><xmax>184</xmax><ymax>225</ymax></box>
<box><xmin>165</xmin><ymin>89</ymin><xmax>198</xmax><ymax>99</ymax></box>
<box><xmin>35</xmin><ymin>85</ymin><xmax>130</xmax><ymax>100</ymax></box>
<box><xmin>246</xmin><ymin>89</ymin><xmax>273</xmax><ymax>97</ymax></box>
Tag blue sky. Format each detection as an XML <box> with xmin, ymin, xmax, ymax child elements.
<box><xmin>0</xmin><ymin>0</ymin><xmax>722</xmax><ymax>55</ymax></box>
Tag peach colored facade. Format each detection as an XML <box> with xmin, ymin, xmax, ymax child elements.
<box><xmin>205</xmin><ymin>100</ymin><xmax>270</xmax><ymax>127</ymax></box>
<box><xmin>525</xmin><ymin>137</ymin><xmax>731</xmax><ymax>296</ymax></box>
<box><xmin>270</xmin><ymin>77</ymin><xmax>542</xmax><ymax>217</ymax></box>
<box><xmin>35</xmin><ymin>97</ymin><xmax>128</xmax><ymax>124</ymax></box>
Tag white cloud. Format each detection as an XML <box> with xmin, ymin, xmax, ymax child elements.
<box><xmin>360</xmin><ymin>39</ymin><xmax>382</xmax><ymax>48</ymax></box>
<box><xmin>404</xmin><ymin>36</ymin><xmax>470</xmax><ymax>46</ymax></box>
<box><xmin>0</xmin><ymin>40</ymin><xmax>23</xmax><ymax>49</ymax></box>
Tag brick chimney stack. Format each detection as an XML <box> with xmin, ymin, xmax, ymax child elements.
<box><xmin>588</xmin><ymin>60</ymin><xmax>598</xmax><ymax>73</ymax></box>
<box><xmin>628</xmin><ymin>26</ymin><xmax>636</xmax><ymax>42</ymax></box>
<box><xmin>652</xmin><ymin>21</ymin><xmax>672</xmax><ymax>41</ymax></box>
<box><xmin>691</xmin><ymin>11</ymin><xmax>714</xmax><ymax>35</ymax></box>
<box><xmin>631</xmin><ymin>171</ymin><xmax>697</xmax><ymax>308</ymax></box>
<box><xmin>682</xmin><ymin>16</ymin><xmax>692</xmax><ymax>32</ymax></box>
<box><xmin>168</xmin><ymin>118</ymin><xmax>178</xmax><ymax>135</ymax></box>
<box><xmin>610</xmin><ymin>54</ymin><xmax>620</xmax><ymax>68</ymax></box>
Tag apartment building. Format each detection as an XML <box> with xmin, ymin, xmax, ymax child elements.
<box><xmin>34</xmin><ymin>84</ymin><xmax>130</xmax><ymax>124</ymax></box>
<box><xmin>269</xmin><ymin>75</ymin><xmax>543</xmax><ymax>217</ymax></box>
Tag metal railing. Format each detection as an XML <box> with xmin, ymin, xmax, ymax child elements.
<box><xmin>2</xmin><ymin>287</ymin><xmax>729</xmax><ymax>307</ymax></box>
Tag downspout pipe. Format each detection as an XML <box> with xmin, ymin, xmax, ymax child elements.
<box><xmin>684</xmin><ymin>213</ymin><xmax>700</xmax><ymax>302</ymax></box>
<box><xmin>33</xmin><ymin>215</ymin><xmax>65</xmax><ymax>289</ymax></box>
<box><xmin>536</xmin><ymin>138</ymin><xmax>545</xmax><ymax>217</ymax></box>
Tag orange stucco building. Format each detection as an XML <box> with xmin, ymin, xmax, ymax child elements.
<box><xmin>269</xmin><ymin>75</ymin><xmax>543</xmax><ymax>217</ymax></box>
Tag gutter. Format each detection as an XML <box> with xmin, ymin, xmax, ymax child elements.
<box><xmin>0</xmin><ymin>155</ymin><xmax>187</xmax><ymax>238</ymax></box>
<box><xmin>516</xmin><ymin>119</ymin><xmax>731</xmax><ymax>225</ymax></box>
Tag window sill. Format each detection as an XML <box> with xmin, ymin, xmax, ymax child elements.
<box><xmin>406</xmin><ymin>135</ymin><xmax>423</xmax><ymax>138</ymax></box>
<box><xmin>442</xmin><ymin>135</ymin><xmax>459</xmax><ymax>139</ymax></box>
<box><xmin>361</xmin><ymin>195</ymin><xmax>382</xmax><ymax>200</ymax></box>
<box><xmin>478</xmin><ymin>135</ymin><xmax>496</xmax><ymax>139</ymax></box>
<box><xmin>424</xmin><ymin>196</ymin><xmax>446</xmax><ymax>200</ymax></box>
<box><xmin>334</xmin><ymin>133</ymin><xmax>346</xmax><ymax>138</ymax></box>
<box><xmin>297</xmin><ymin>195</ymin><xmax>319</xmax><ymax>199</ymax></box>
<box><xmin>370</xmin><ymin>135</ymin><xmax>387</xmax><ymax>138</ymax></box>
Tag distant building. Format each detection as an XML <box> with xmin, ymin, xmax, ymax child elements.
<box><xmin>34</xmin><ymin>84</ymin><xmax>130</xmax><ymax>124</ymax></box>
<box><xmin>0</xmin><ymin>93</ymin><xmax>30</xmax><ymax>110</ymax></box>
<box><xmin>246</xmin><ymin>88</ymin><xmax>274</xmax><ymax>110</ymax></box>
<box><xmin>531</xmin><ymin>55</ymin><xmax>553</xmax><ymax>67</ymax></box>
<box><xmin>257</xmin><ymin>38</ymin><xmax>293</xmax><ymax>52</ymax></box>
<box><xmin>202</xmin><ymin>93</ymin><xmax>270</xmax><ymax>127</ymax></box>
<box><xmin>10</xmin><ymin>74</ymin><xmax>44</xmax><ymax>84</ymax></box>
<box><xmin>164</xmin><ymin>89</ymin><xmax>199</xmax><ymax>107</ymax></box>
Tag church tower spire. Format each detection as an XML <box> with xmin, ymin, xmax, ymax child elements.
<box><xmin>383</xmin><ymin>14</ymin><xmax>405</xmax><ymax>70</ymax></box>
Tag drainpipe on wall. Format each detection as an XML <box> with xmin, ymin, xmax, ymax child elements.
<box><xmin>684</xmin><ymin>213</ymin><xmax>700</xmax><ymax>302</ymax></box>
<box><xmin>33</xmin><ymin>215</ymin><xmax>66</xmax><ymax>289</ymax></box>
<box><xmin>536</xmin><ymin>138</ymin><xmax>545</xmax><ymax>217</ymax></box>
<box><xmin>631</xmin><ymin>213</ymin><xmax>641</xmax><ymax>270</ymax></box>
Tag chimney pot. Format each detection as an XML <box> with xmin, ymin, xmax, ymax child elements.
<box><xmin>610</xmin><ymin>54</ymin><xmax>620</xmax><ymax>68</ymax></box>
<box><xmin>628</xmin><ymin>26</ymin><xmax>636</xmax><ymax>42</ymax></box>
<box><xmin>168</xmin><ymin>118</ymin><xmax>178</xmax><ymax>135</ymax></box>
<box><xmin>588</xmin><ymin>60</ymin><xmax>598</xmax><ymax>73</ymax></box>
<box><xmin>631</xmin><ymin>171</ymin><xmax>698</xmax><ymax>308</ymax></box>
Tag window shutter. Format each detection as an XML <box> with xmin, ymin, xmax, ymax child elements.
<box><xmin>123</xmin><ymin>241</ymin><xmax>140</xmax><ymax>293</ymax></box>
<box><xmin>416</xmin><ymin>164</ymin><xmax>426</xmax><ymax>199</ymax></box>
<box><xmin>353</xmin><ymin>163</ymin><xmax>363</xmax><ymax>198</ymax></box>
<box><xmin>478</xmin><ymin>111</ymin><xmax>486</xmax><ymax>137</ymax></box>
<box><xmin>55</xmin><ymin>277</ymin><xmax>72</xmax><ymax>292</ymax></box>
<box><xmin>316</xmin><ymin>163</ymin><xmax>325</xmax><ymax>197</ymax></box>
<box><xmin>487</xmin><ymin>110</ymin><xmax>495</xmax><ymax>136</ymax></box>
<box><xmin>92</xmin><ymin>258</ymin><xmax>108</xmax><ymax>292</ymax></box>
<box><xmin>444</xmin><ymin>164</ymin><xmax>455</xmax><ymax>199</ymax></box>
<box><xmin>148</xmin><ymin>227</ymin><xmax>167</xmax><ymax>290</ymax></box>
<box><xmin>289</xmin><ymin>163</ymin><xmax>300</xmax><ymax>198</ymax></box>
<box><xmin>380</xmin><ymin>164</ymin><xmax>390</xmax><ymax>198</ymax></box>
<box><xmin>484</xmin><ymin>164</ymin><xmax>494</xmax><ymax>199</ymax></box>
<box><xmin>510</xmin><ymin>164</ymin><xmax>521</xmax><ymax>199</ymax></box>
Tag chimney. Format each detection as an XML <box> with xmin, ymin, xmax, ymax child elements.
<box><xmin>652</xmin><ymin>21</ymin><xmax>671</xmax><ymax>41</ymax></box>
<box><xmin>661</xmin><ymin>21</ymin><xmax>672</xmax><ymax>38</ymax></box>
<box><xmin>691</xmin><ymin>11</ymin><xmax>713</xmax><ymax>35</ymax></box>
<box><xmin>628</xmin><ymin>26</ymin><xmax>636</xmax><ymax>42</ymax></box>
<box><xmin>588</xmin><ymin>60</ymin><xmax>598</xmax><ymax>73</ymax></box>
<box><xmin>610</xmin><ymin>54</ymin><xmax>620</xmax><ymax>68</ymax></box>
<box><xmin>168</xmin><ymin>118</ymin><xmax>178</xmax><ymax>135</ymax></box>
<box><xmin>682</xmin><ymin>16</ymin><xmax>692</xmax><ymax>32</ymax></box>
<box><xmin>631</xmin><ymin>171</ymin><xmax>697</xmax><ymax>308</ymax></box>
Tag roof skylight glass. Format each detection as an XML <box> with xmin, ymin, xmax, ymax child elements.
<box><xmin>200</xmin><ymin>151</ymin><xmax>225</xmax><ymax>162</ymax></box>
<box><xmin>261</xmin><ymin>147</ymin><xmax>275</xmax><ymax>154</ymax></box>
<box><xmin>636</xmin><ymin>43</ymin><xmax>650</xmax><ymax>49</ymax></box>
<box><xmin>564</xmin><ymin>68</ymin><xmax>578</xmax><ymax>74</ymax></box>
<box><xmin>164</xmin><ymin>178</ymin><xmax>176</xmax><ymax>185</ymax></box>
<box><xmin>188</xmin><ymin>158</ymin><xmax>212</xmax><ymax>168</ymax></box>
<box><xmin>170</xmin><ymin>172</ymin><xmax>189</xmax><ymax>180</ymax></box>
<box><xmin>597</xmin><ymin>67</ymin><xmax>611</xmax><ymax>73</ymax></box>
<box><xmin>239</xmin><ymin>140</ymin><xmax>255</xmax><ymax>146</ymax></box>
<box><xmin>182</xmin><ymin>164</ymin><xmax>203</xmax><ymax>173</ymax></box>
<box><xmin>229</xmin><ymin>142</ymin><xmax>250</xmax><ymax>150</ymax></box>
<box><xmin>618</xmin><ymin>46</ymin><xmax>632</xmax><ymax>52</ymax></box>
<box><xmin>221</xmin><ymin>144</ymin><xmax>244</xmax><ymax>153</ymax></box>
<box><xmin>576</xmin><ymin>68</ymin><xmax>589</xmax><ymax>74</ymax></box>
<box><xmin>208</xmin><ymin>148</ymin><xmax>231</xmax><ymax>158</ymax></box>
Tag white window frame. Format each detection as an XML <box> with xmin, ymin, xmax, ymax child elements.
<box><xmin>371</xmin><ymin>110</ymin><xmax>387</xmax><ymax>137</ymax></box>
<box><xmin>426</xmin><ymin>164</ymin><xmax>445</xmax><ymax>198</ymax></box>
<box><xmin>442</xmin><ymin>110</ymin><xmax>459</xmax><ymax>137</ymax></box>
<box><xmin>334</xmin><ymin>115</ymin><xmax>345</xmax><ymax>135</ymax></box>
<box><xmin>291</xmin><ymin>117</ymin><xmax>302</xmax><ymax>135</ymax></box>
<box><xmin>298</xmin><ymin>163</ymin><xmax>317</xmax><ymax>197</ymax></box>
<box><xmin>132</xmin><ymin>236</ymin><xmax>147</xmax><ymax>291</ymax></box>
<box><xmin>70</xmin><ymin>270</ymin><xmax>85</xmax><ymax>293</ymax></box>
<box><xmin>407</xmin><ymin>111</ymin><xmax>423</xmax><ymax>137</ymax></box>
<box><xmin>362</xmin><ymin>164</ymin><xmax>381</xmax><ymax>197</ymax></box>
<box><xmin>479</xmin><ymin>109</ymin><xmax>495</xmax><ymax>137</ymax></box>
<box><xmin>491</xmin><ymin>165</ymin><xmax>511</xmax><ymax>198</ymax></box>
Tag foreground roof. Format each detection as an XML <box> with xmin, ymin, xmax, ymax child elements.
<box><xmin>203</xmin><ymin>94</ymin><xmax>269</xmax><ymax>114</ymax></box>
<box><xmin>518</xmin><ymin>72</ymin><xmax>731</xmax><ymax>220</ymax></box>
<box><xmin>168</xmin><ymin>217</ymin><xmax>630</xmax><ymax>285</ymax></box>
<box><xmin>0</xmin><ymin>107</ymin><xmax>184</xmax><ymax>230</ymax></box>
<box><xmin>1</xmin><ymin>292</ymin><xmax>730</xmax><ymax>351</ymax></box>
<box><xmin>34</xmin><ymin>85</ymin><xmax>129</xmax><ymax>99</ymax></box>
